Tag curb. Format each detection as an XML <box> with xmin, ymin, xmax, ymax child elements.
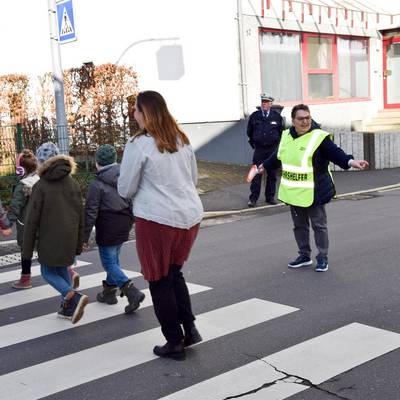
<box><xmin>203</xmin><ymin>183</ymin><xmax>400</xmax><ymax>219</ymax></box>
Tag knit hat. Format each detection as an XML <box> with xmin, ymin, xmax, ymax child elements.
<box><xmin>95</xmin><ymin>144</ymin><xmax>117</xmax><ymax>166</ymax></box>
<box><xmin>36</xmin><ymin>142</ymin><xmax>60</xmax><ymax>164</ymax></box>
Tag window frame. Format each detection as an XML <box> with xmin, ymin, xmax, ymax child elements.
<box><xmin>258</xmin><ymin>28</ymin><xmax>371</xmax><ymax>105</ymax></box>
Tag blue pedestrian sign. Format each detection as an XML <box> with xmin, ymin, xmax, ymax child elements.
<box><xmin>56</xmin><ymin>0</ymin><xmax>76</xmax><ymax>44</ymax></box>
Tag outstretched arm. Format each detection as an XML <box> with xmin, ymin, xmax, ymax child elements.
<box><xmin>348</xmin><ymin>159</ymin><xmax>369</xmax><ymax>170</ymax></box>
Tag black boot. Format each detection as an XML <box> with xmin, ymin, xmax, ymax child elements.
<box><xmin>183</xmin><ymin>323</ymin><xmax>202</xmax><ymax>347</ymax></box>
<box><xmin>153</xmin><ymin>342</ymin><xmax>186</xmax><ymax>360</ymax></box>
<box><xmin>96</xmin><ymin>281</ymin><xmax>118</xmax><ymax>305</ymax></box>
<box><xmin>121</xmin><ymin>280</ymin><xmax>145</xmax><ymax>314</ymax></box>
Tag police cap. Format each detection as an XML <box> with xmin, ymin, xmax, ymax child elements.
<box><xmin>260</xmin><ymin>93</ymin><xmax>274</xmax><ymax>102</ymax></box>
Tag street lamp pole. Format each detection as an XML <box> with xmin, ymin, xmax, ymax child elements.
<box><xmin>115</xmin><ymin>37</ymin><xmax>180</xmax><ymax>65</ymax></box>
<box><xmin>48</xmin><ymin>0</ymin><xmax>69</xmax><ymax>154</ymax></box>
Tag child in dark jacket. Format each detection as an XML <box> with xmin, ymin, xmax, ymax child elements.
<box><xmin>83</xmin><ymin>144</ymin><xmax>144</xmax><ymax>314</ymax></box>
<box><xmin>22</xmin><ymin>153</ymin><xmax>88</xmax><ymax>324</ymax></box>
<box><xmin>8</xmin><ymin>149</ymin><xmax>39</xmax><ymax>289</ymax></box>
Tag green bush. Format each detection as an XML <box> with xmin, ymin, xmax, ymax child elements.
<box><xmin>0</xmin><ymin>172</ymin><xmax>96</xmax><ymax>207</ymax></box>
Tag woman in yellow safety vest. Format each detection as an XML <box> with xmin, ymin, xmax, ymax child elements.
<box><xmin>259</xmin><ymin>104</ymin><xmax>369</xmax><ymax>272</ymax></box>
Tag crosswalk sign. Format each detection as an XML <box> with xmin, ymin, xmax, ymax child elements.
<box><xmin>56</xmin><ymin>0</ymin><xmax>77</xmax><ymax>44</ymax></box>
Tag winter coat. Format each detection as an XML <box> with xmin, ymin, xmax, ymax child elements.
<box><xmin>118</xmin><ymin>134</ymin><xmax>203</xmax><ymax>229</ymax></box>
<box><xmin>84</xmin><ymin>163</ymin><xmax>134</xmax><ymax>246</ymax></box>
<box><xmin>247</xmin><ymin>109</ymin><xmax>283</xmax><ymax>148</ymax></box>
<box><xmin>22</xmin><ymin>155</ymin><xmax>84</xmax><ymax>267</ymax></box>
<box><xmin>8</xmin><ymin>173</ymin><xmax>39</xmax><ymax>246</ymax></box>
<box><xmin>262</xmin><ymin>120</ymin><xmax>353</xmax><ymax>205</ymax></box>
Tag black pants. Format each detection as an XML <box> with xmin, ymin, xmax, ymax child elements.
<box><xmin>21</xmin><ymin>255</ymin><xmax>32</xmax><ymax>275</ymax></box>
<box><xmin>249</xmin><ymin>146</ymin><xmax>278</xmax><ymax>203</ymax></box>
<box><xmin>149</xmin><ymin>264</ymin><xmax>195</xmax><ymax>344</ymax></box>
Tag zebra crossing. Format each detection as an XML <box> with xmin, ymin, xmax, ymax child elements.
<box><xmin>0</xmin><ymin>256</ymin><xmax>399</xmax><ymax>400</ymax></box>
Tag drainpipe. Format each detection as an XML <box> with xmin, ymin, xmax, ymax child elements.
<box><xmin>237</xmin><ymin>0</ymin><xmax>249</xmax><ymax>118</ymax></box>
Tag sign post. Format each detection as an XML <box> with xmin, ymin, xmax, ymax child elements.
<box><xmin>47</xmin><ymin>0</ymin><xmax>77</xmax><ymax>155</ymax></box>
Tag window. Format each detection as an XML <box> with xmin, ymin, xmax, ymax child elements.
<box><xmin>337</xmin><ymin>38</ymin><xmax>369</xmax><ymax>98</ymax></box>
<box><xmin>260</xmin><ymin>32</ymin><xmax>302</xmax><ymax>101</ymax></box>
<box><xmin>260</xmin><ymin>30</ymin><xmax>370</xmax><ymax>103</ymax></box>
<box><xmin>305</xmin><ymin>36</ymin><xmax>334</xmax><ymax>99</ymax></box>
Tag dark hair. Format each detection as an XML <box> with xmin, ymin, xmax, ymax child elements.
<box><xmin>20</xmin><ymin>149</ymin><xmax>38</xmax><ymax>174</ymax></box>
<box><xmin>135</xmin><ymin>91</ymin><xmax>190</xmax><ymax>153</ymax></box>
<box><xmin>291</xmin><ymin>104</ymin><xmax>310</xmax><ymax>119</ymax></box>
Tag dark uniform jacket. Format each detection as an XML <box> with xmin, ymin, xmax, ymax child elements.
<box><xmin>22</xmin><ymin>155</ymin><xmax>84</xmax><ymax>267</ymax></box>
<box><xmin>247</xmin><ymin>109</ymin><xmax>283</xmax><ymax>148</ymax></box>
<box><xmin>262</xmin><ymin>121</ymin><xmax>354</xmax><ymax>205</ymax></box>
<box><xmin>84</xmin><ymin>164</ymin><xmax>133</xmax><ymax>246</ymax></box>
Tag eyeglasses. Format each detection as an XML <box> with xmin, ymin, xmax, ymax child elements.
<box><xmin>295</xmin><ymin>116</ymin><xmax>311</xmax><ymax>122</ymax></box>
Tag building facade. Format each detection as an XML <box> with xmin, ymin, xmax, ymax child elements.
<box><xmin>1</xmin><ymin>0</ymin><xmax>400</xmax><ymax>165</ymax></box>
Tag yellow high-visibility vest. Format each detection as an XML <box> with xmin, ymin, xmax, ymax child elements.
<box><xmin>277</xmin><ymin>128</ymin><xmax>330</xmax><ymax>207</ymax></box>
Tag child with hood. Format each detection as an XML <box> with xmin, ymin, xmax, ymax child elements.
<box><xmin>36</xmin><ymin>142</ymin><xmax>80</xmax><ymax>287</ymax></box>
<box><xmin>22</xmin><ymin>143</ymin><xmax>87</xmax><ymax>324</ymax></box>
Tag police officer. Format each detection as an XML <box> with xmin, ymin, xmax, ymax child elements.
<box><xmin>247</xmin><ymin>94</ymin><xmax>283</xmax><ymax>207</ymax></box>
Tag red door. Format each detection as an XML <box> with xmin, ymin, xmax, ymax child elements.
<box><xmin>383</xmin><ymin>37</ymin><xmax>400</xmax><ymax>109</ymax></box>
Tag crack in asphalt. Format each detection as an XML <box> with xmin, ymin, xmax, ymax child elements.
<box><xmin>221</xmin><ymin>353</ymin><xmax>353</xmax><ymax>400</ymax></box>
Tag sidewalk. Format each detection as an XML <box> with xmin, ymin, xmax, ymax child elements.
<box><xmin>198</xmin><ymin>160</ymin><xmax>400</xmax><ymax>212</ymax></box>
<box><xmin>0</xmin><ymin>161</ymin><xmax>398</xmax><ymax>246</ymax></box>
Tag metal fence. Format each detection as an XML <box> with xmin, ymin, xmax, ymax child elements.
<box><xmin>0</xmin><ymin>123</ymin><xmax>132</xmax><ymax>204</ymax></box>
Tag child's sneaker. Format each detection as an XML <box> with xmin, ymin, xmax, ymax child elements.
<box><xmin>62</xmin><ymin>292</ymin><xmax>89</xmax><ymax>324</ymax></box>
<box><xmin>57</xmin><ymin>300</ymin><xmax>72</xmax><ymax>320</ymax></box>
<box><xmin>12</xmin><ymin>274</ymin><xmax>32</xmax><ymax>290</ymax></box>
<box><xmin>68</xmin><ymin>267</ymin><xmax>80</xmax><ymax>289</ymax></box>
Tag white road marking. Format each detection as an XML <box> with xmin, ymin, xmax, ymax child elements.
<box><xmin>0</xmin><ymin>260</ymin><xmax>91</xmax><ymax>284</ymax></box>
<box><xmin>159</xmin><ymin>323</ymin><xmax>400</xmax><ymax>399</ymax></box>
<box><xmin>0</xmin><ymin>299</ymin><xmax>298</xmax><ymax>400</ymax></box>
<box><xmin>0</xmin><ymin>283</ymin><xmax>211</xmax><ymax>348</ymax></box>
<box><xmin>0</xmin><ymin>270</ymin><xmax>140</xmax><ymax>310</ymax></box>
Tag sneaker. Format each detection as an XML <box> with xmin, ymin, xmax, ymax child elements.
<box><xmin>57</xmin><ymin>300</ymin><xmax>72</xmax><ymax>320</ymax></box>
<box><xmin>68</xmin><ymin>267</ymin><xmax>80</xmax><ymax>289</ymax></box>
<box><xmin>248</xmin><ymin>200</ymin><xmax>256</xmax><ymax>208</ymax></box>
<box><xmin>12</xmin><ymin>274</ymin><xmax>32</xmax><ymax>290</ymax></box>
<box><xmin>63</xmin><ymin>292</ymin><xmax>89</xmax><ymax>324</ymax></box>
<box><xmin>288</xmin><ymin>255</ymin><xmax>313</xmax><ymax>268</ymax></box>
<box><xmin>315</xmin><ymin>259</ymin><xmax>329</xmax><ymax>272</ymax></box>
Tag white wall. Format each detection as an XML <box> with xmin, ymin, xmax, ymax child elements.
<box><xmin>241</xmin><ymin>1</ymin><xmax>396</xmax><ymax>129</ymax></box>
<box><xmin>0</xmin><ymin>0</ymin><xmax>242</xmax><ymax>124</ymax></box>
<box><xmin>1</xmin><ymin>0</ymin><xmax>399</xmax><ymax>163</ymax></box>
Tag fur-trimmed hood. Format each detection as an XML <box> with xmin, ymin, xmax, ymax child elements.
<box><xmin>38</xmin><ymin>155</ymin><xmax>77</xmax><ymax>181</ymax></box>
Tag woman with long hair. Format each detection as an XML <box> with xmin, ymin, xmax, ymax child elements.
<box><xmin>118</xmin><ymin>91</ymin><xmax>203</xmax><ymax>360</ymax></box>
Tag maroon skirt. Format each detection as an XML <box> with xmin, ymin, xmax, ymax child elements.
<box><xmin>135</xmin><ymin>217</ymin><xmax>200</xmax><ymax>282</ymax></box>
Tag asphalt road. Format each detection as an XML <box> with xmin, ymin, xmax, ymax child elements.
<box><xmin>0</xmin><ymin>187</ymin><xmax>399</xmax><ymax>400</ymax></box>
